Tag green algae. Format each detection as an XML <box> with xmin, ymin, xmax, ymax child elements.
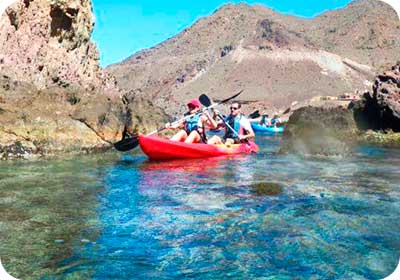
<box><xmin>250</xmin><ymin>182</ymin><xmax>284</xmax><ymax>196</ymax></box>
<box><xmin>361</xmin><ymin>130</ymin><xmax>400</xmax><ymax>148</ymax></box>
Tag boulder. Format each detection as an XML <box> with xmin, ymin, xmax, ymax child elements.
<box><xmin>279</xmin><ymin>106</ymin><xmax>359</xmax><ymax>156</ymax></box>
<box><xmin>352</xmin><ymin>63</ymin><xmax>400</xmax><ymax>132</ymax></box>
<box><xmin>0</xmin><ymin>83</ymin><xmax>124</xmax><ymax>158</ymax></box>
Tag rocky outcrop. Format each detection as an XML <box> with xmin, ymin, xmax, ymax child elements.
<box><xmin>352</xmin><ymin>63</ymin><xmax>400</xmax><ymax>132</ymax></box>
<box><xmin>0</xmin><ymin>79</ymin><xmax>125</xmax><ymax>159</ymax></box>
<box><xmin>0</xmin><ymin>0</ymin><xmax>166</xmax><ymax>159</ymax></box>
<box><xmin>0</xmin><ymin>0</ymin><xmax>116</xmax><ymax>91</ymax></box>
<box><xmin>279</xmin><ymin>106</ymin><xmax>359</xmax><ymax>156</ymax></box>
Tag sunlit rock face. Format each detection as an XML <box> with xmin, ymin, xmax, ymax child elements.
<box><xmin>0</xmin><ymin>0</ymin><xmax>116</xmax><ymax>91</ymax></box>
<box><xmin>0</xmin><ymin>0</ymin><xmax>166</xmax><ymax>159</ymax></box>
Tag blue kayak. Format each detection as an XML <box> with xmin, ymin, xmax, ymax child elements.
<box><xmin>251</xmin><ymin>123</ymin><xmax>284</xmax><ymax>133</ymax></box>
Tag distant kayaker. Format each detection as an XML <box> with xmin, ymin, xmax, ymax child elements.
<box><xmin>166</xmin><ymin>99</ymin><xmax>217</xmax><ymax>143</ymax></box>
<box><xmin>208</xmin><ymin>102</ymin><xmax>255</xmax><ymax>145</ymax></box>
<box><xmin>259</xmin><ymin>113</ymin><xmax>270</xmax><ymax>126</ymax></box>
<box><xmin>271</xmin><ymin>114</ymin><xmax>281</xmax><ymax>127</ymax></box>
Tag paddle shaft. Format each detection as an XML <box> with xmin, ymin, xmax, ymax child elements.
<box><xmin>216</xmin><ymin>113</ymin><xmax>240</xmax><ymax>138</ymax></box>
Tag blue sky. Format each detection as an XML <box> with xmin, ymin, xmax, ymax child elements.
<box><xmin>91</xmin><ymin>0</ymin><xmax>353</xmax><ymax>67</ymax></box>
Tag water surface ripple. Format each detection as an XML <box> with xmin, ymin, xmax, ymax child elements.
<box><xmin>1</xmin><ymin>135</ymin><xmax>399</xmax><ymax>279</ymax></box>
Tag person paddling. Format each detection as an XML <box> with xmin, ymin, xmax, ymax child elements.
<box><xmin>271</xmin><ymin>114</ymin><xmax>281</xmax><ymax>127</ymax></box>
<box><xmin>259</xmin><ymin>113</ymin><xmax>270</xmax><ymax>126</ymax></box>
<box><xmin>167</xmin><ymin>99</ymin><xmax>217</xmax><ymax>143</ymax></box>
<box><xmin>208</xmin><ymin>102</ymin><xmax>255</xmax><ymax>145</ymax></box>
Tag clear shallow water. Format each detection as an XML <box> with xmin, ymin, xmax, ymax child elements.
<box><xmin>1</xmin><ymin>135</ymin><xmax>400</xmax><ymax>279</ymax></box>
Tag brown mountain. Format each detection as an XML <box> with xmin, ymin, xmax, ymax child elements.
<box><xmin>106</xmin><ymin>0</ymin><xmax>400</xmax><ymax>117</ymax></box>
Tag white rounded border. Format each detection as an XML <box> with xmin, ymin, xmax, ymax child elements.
<box><xmin>0</xmin><ymin>4</ymin><xmax>21</xmax><ymax>276</ymax></box>
<box><xmin>0</xmin><ymin>259</ymin><xmax>19</xmax><ymax>280</ymax></box>
<box><xmin>0</xmin><ymin>0</ymin><xmax>399</xmax><ymax>279</ymax></box>
<box><xmin>380</xmin><ymin>0</ymin><xmax>400</xmax><ymax>20</ymax></box>
<box><xmin>0</xmin><ymin>3</ymin><xmax>21</xmax><ymax>277</ymax></box>
<box><xmin>0</xmin><ymin>0</ymin><xmax>18</xmax><ymax>17</ymax></box>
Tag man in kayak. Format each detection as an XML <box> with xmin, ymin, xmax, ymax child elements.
<box><xmin>271</xmin><ymin>114</ymin><xmax>281</xmax><ymax>127</ymax></box>
<box><xmin>259</xmin><ymin>113</ymin><xmax>271</xmax><ymax>126</ymax></box>
<box><xmin>167</xmin><ymin>99</ymin><xmax>218</xmax><ymax>143</ymax></box>
<box><xmin>207</xmin><ymin>102</ymin><xmax>255</xmax><ymax>145</ymax></box>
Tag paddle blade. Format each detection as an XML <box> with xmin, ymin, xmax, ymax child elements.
<box><xmin>248</xmin><ymin>110</ymin><xmax>260</xmax><ymax>119</ymax></box>
<box><xmin>199</xmin><ymin>94</ymin><xmax>212</xmax><ymax>107</ymax></box>
<box><xmin>114</xmin><ymin>136</ymin><xmax>140</xmax><ymax>152</ymax></box>
<box><xmin>199</xmin><ymin>90</ymin><xmax>243</xmax><ymax>108</ymax></box>
<box><xmin>221</xmin><ymin>89</ymin><xmax>243</xmax><ymax>103</ymax></box>
<box><xmin>283</xmin><ymin>107</ymin><xmax>291</xmax><ymax>114</ymax></box>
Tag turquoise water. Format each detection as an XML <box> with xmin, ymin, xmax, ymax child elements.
<box><xmin>1</xmin><ymin>135</ymin><xmax>400</xmax><ymax>279</ymax></box>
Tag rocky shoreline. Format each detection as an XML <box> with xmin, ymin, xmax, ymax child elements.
<box><xmin>0</xmin><ymin>1</ymin><xmax>399</xmax><ymax>160</ymax></box>
<box><xmin>359</xmin><ymin>130</ymin><xmax>400</xmax><ymax>148</ymax></box>
<box><xmin>0</xmin><ymin>0</ymin><xmax>167</xmax><ymax>160</ymax></box>
<box><xmin>280</xmin><ymin>63</ymin><xmax>400</xmax><ymax>156</ymax></box>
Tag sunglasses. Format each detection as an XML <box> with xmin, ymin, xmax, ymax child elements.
<box><xmin>230</xmin><ymin>106</ymin><xmax>239</xmax><ymax>110</ymax></box>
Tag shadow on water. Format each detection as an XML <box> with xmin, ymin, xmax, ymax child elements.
<box><xmin>1</xmin><ymin>135</ymin><xmax>400</xmax><ymax>279</ymax></box>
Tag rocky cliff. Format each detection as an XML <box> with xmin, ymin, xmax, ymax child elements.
<box><xmin>106</xmin><ymin>0</ymin><xmax>400</xmax><ymax>118</ymax></box>
<box><xmin>0</xmin><ymin>0</ymin><xmax>165</xmax><ymax>159</ymax></box>
<box><xmin>0</xmin><ymin>0</ymin><xmax>112</xmax><ymax>91</ymax></box>
<box><xmin>281</xmin><ymin>62</ymin><xmax>400</xmax><ymax>157</ymax></box>
<box><xmin>352</xmin><ymin>62</ymin><xmax>400</xmax><ymax>132</ymax></box>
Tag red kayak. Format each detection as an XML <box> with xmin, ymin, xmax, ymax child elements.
<box><xmin>139</xmin><ymin>134</ymin><xmax>259</xmax><ymax>160</ymax></box>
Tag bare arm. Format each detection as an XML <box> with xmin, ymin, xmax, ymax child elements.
<box><xmin>238</xmin><ymin>118</ymin><xmax>255</xmax><ymax>141</ymax></box>
<box><xmin>202</xmin><ymin>111</ymin><xmax>218</xmax><ymax>129</ymax></box>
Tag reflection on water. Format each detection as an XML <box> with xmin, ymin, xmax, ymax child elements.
<box><xmin>1</xmin><ymin>136</ymin><xmax>400</xmax><ymax>279</ymax></box>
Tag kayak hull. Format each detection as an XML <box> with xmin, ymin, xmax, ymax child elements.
<box><xmin>139</xmin><ymin>134</ymin><xmax>259</xmax><ymax>160</ymax></box>
<box><xmin>251</xmin><ymin>123</ymin><xmax>284</xmax><ymax>133</ymax></box>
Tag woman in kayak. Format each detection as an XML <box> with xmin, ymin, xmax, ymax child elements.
<box><xmin>208</xmin><ymin>102</ymin><xmax>255</xmax><ymax>145</ymax></box>
<box><xmin>167</xmin><ymin>99</ymin><xmax>218</xmax><ymax>143</ymax></box>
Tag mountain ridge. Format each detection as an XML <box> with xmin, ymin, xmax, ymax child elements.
<box><xmin>107</xmin><ymin>0</ymin><xmax>400</xmax><ymax>117</ymax></box>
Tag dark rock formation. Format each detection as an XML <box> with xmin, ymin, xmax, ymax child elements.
<box><xmin>279</xmin><ymin>106</ymin><xmax>359</xmax><ymax>156</ymax></box>
<box><xmin>352</xmin><ymin>63</ymin><xmax>400</xmax><ymax>132</ymax></box>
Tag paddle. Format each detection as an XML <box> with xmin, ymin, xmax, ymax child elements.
<box><xmin>114</xmin><ymin>90</ymin><xmax>244</xmax><ymax>151</ymax></box>
<box><xmin>198</xmin><ymin>94</ymin><xmax>243</xmax><ymax>139</ymax></box>
<box><xmin>282</xmin><ymin>107</ymin><xmax>291</xmax><ymax>114</ymax></box>
<box><xmin>248</xmin><ymin>110</ymin><xmax>260</xmax><ymax>119</ymax></box>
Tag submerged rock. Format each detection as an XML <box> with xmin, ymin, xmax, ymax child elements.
<box><xmin>360</xmin><ymin>130</ymin><xmax>400</xmax><ymax>148</ymax></box>
<box><xmin>250</xmin><ymin>182</ymin><xmax>284</xmax><ymax>196</ymax></box>
<box><xmin>279</xmin><ymin>106</ymin><xmax>358</xmax><ymax>156</ymax></box>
